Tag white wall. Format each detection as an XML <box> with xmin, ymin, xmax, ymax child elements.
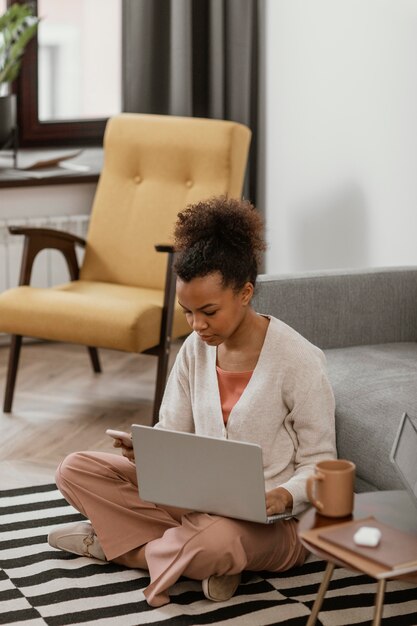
<box><xmin>265</xmin><ymin>0</ymin><xmax>417</xmax><ymax>273</ymax></box>
<box><xmin>0</xmin><ymin>184</ymin><xmax>95</xmax><ymax>219</ymax></box>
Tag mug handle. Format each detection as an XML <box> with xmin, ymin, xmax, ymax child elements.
<box><xmin>306</xmin><ymin>471</ymin><xmax>325</xmax><ymax>511</ymax></box>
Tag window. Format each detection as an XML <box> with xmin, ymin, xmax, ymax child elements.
<box><xmin>13</xmin><ymin>0</ymin><xmax>122</xmax><ymax>146</ymax></box>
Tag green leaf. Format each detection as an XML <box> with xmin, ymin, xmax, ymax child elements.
<box><xmin>0</xmin><ymin>2</ymin><xmax>40</xmax><ymax>85</ymax></box>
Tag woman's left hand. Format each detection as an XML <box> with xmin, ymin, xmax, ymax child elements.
<box><xmin>265</xmin><ymin>487</ymin><xmax>293</xmax><ymax>516</ymax></box>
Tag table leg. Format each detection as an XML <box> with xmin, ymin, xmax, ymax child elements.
<box><xmin>372</xmin><ymin>579</ymin><xmax>386</xmax><ymax>626</ymax></box>
<box><xmin>306</xmin><ymin>561</ymin><xmax>335</xmax><ymax>626</ymax></box>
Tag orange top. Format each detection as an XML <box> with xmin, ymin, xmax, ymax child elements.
<box><xmin>216</xmin><ymin>366</ymin><xmax>253</xmax><ymax>425</ymax></box>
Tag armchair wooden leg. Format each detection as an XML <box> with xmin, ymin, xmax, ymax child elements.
<box><xmin>4</xmin><ymin>335</ymin><xmax>22</xmax><ymax>413</ymax></box>
<box><xmin>87</xmin><ymin>347</ymin><xmax>101</xmax><ymax>373</ymax></box>
<box><xmin>152</xmin><ymin>346</ymin><xmax>170</xmax><ymax>426</ymax></box>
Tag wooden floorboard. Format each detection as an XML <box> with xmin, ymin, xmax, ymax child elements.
<box><xmin>0</xmin><ymin>341</ymin><xmax>181</xmax><ymax>489</ymax></box>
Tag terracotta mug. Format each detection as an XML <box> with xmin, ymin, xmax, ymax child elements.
<box><xmin>306</xmin><ymin>459</ymin><xmax>355</xmax><ymax>517</ymax></box>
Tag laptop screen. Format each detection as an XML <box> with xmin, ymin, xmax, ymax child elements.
<box><xmin>390</xmin><ymin>413</ymin><xmax>417</xmax><ymax>508</ymax></box>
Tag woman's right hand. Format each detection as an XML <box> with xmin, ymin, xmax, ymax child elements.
<box><xmin>112</xmin><ymin>436</ymin><xmax>135</xmax><ymax>462</ymax></box>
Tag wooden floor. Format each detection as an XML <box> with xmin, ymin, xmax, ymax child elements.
<box><xmin>0</xmin><ymin>340</ymin><xmax>181</xmax><ymax>490</ymax></box>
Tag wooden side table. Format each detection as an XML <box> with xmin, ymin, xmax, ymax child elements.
<box><xmin>298</xmin><ymin>490</ymin><xmax>417</xmax><ymax>626</ymax></box>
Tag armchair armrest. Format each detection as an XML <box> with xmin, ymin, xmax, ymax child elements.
<box><xmin>155</xmin><ymin>244</ymin><xmax>176</xmax><ymax>326</ymax></box>
<box><xmin>9</xmin><ymin>226</ymin><xmax>86</xmax><ymax>286</ymax></box>
<box><xmin>9</xmin><ymin>226</ymin><xmax>86</xmax><ymax>247</ymax></box>
<box><xmin>155</xmin><ymin>243</ymin><xmax>175</xmax><ymax>253</ymax></box>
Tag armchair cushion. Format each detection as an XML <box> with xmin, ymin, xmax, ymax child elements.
<box><xmin>81</xmin><ymin>114</ymin><xmax>251</xmax><ymax>290</ymax></box>
<box><xmin>0</xmin><ymin>280</ymin><xmax>190</xmax><ymax>352</ymax></box>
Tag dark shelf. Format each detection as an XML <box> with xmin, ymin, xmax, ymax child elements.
<box><xmin>0</xmin><ymin>147</ymin><xmax>102</xmax><ymax>189</ymax></box>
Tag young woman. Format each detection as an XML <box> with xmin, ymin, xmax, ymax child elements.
<box><xmin>49</xmin><ymin>197</ymin><xmax>336</xmax><ymax>607</ymax></box>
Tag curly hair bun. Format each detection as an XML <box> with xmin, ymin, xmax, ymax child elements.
<box><xmin>174</xmin><ymin>196</ymin><xmax>266</xmax><ymax>289</ymax></box>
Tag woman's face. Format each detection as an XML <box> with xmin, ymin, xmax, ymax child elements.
<box><xmin>177</xmin><ymin>272</ymin><xmax>253</xmax><ymax>346</ymax></box>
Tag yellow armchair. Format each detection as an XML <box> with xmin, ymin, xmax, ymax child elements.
<box><xmin>0</xmin><ymin>113</ymin><xmax>251</xmax><ymax>423</ymax></box>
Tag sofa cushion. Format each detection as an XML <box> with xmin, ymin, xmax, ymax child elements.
<box><xmin>324</xmin><ymin>342</ymin><xmax>417</xmax><ymax>491</ymax></box>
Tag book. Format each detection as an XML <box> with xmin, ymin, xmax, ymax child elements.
<box><xmin>300</xmin><ymin>517</ymin><xmax>417</xmax><ymax>580</ymax></box>
<box><xmin>16</xmin><ymin>149</ymin><xmax>82</xmax><ymax>170</ymax></box>
<box><xmin>318</xmin><ymin>516</ymin><xmax>417</xmax><ymax>570</ymax></box>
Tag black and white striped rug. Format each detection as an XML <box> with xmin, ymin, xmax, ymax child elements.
<box><xmin>1</xmin><ymin>484</ymin><xmax>416</xmax><ymax>626</ymax></box>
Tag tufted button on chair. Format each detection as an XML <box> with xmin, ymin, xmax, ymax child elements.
<box><xmin>0</xmin><ymin>113</ymin><xmax>251</xmax><ymax>424</ymax></box>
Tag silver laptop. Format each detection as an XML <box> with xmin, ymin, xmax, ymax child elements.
<box><xmin>131</xmin><ymin>425</ymin><xmax>293</xmax><ymax>524</ymax></box>
<box><xmin>390</xmin><ymin>412</ymin><xmax>417</xmax><ymax>511</ymax></box>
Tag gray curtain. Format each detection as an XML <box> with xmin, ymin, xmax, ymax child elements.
<box><xmin>122</xmin><ymin>0</ymin><xmax>263</xmax><ymax>205</ymax></box>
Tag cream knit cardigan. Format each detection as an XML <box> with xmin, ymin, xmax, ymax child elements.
<box><xmin>156</xmin><ymin>315</ymin><xmax>337</xmax><ymax>516</ymax></box>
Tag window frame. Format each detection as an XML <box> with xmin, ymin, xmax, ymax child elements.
<box><xmin>12</xmin><ymin>0</ymin><xmax>108</xmax><ymax>147</ymax></box>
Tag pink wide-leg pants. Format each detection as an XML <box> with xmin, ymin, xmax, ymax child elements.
<box><xmin>55</xmin><ymin>451</ymin><xmax>308</xmax><ymax>607</ymax></box>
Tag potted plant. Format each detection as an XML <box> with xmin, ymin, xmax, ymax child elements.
<box><xmin>0</xmin><ymin>2</ymin><xmax>40</xmax><ymax>147</ymax></box>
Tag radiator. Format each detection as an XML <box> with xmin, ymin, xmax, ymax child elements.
<box><xmin>0</xmin><ymin>214</ymin><xmax>90</xmax><ymax>293</ymax></box>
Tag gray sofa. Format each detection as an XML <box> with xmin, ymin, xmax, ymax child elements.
<box><xmin>252</xmin><ymin>266</ymin><xmax>417</xmax><ymax>493</ymax></box>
